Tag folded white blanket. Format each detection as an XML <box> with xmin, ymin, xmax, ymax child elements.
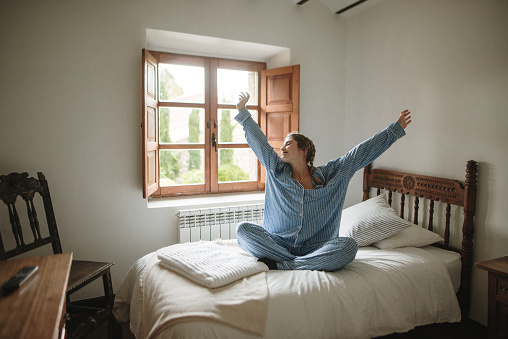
<box><xmin>157</xmin><ymin>241</ymin><xmax>268</xmax><ymax>288</ymax></box>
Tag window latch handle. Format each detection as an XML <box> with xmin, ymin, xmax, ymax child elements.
<box><xmin>211</xmin><ymin>133</ymin><xmax>218</xmax><ymax>152</ymax></box>
<box><xmin>207</xmin><ymin>120</ymin><xmax>218</xmax><ymax>129</ymax></box>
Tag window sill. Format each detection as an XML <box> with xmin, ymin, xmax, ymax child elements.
<box><xmin>147</xmin><ymin>191</ymin><xmax>265</xmax><ymax>209</ymax></box>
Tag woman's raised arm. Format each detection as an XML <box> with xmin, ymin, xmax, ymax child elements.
<box><xmin>234</xmin><ymin>92</ymin><xmax>282</xmax><ymax>173</ymax></box>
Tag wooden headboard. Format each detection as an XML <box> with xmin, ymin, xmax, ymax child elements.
<box><xmin>362</xmin><ymin>160</ymin><xmax>478</xmax><ymax>320</ymax></box>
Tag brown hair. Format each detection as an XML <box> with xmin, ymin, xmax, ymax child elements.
<box><xmin>286</xmin><ymin>132</ymin><xmax>323</xmax><ymax>185</ymax></box>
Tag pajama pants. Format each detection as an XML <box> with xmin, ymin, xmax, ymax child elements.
<box><xmin>236</xmin><ymin>222</ymin><xmax>359</xmax><ymax>271</ymax></box>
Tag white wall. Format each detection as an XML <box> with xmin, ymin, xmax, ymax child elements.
<box><xmin>0</xmin><ymin>0</ymin><xmax>346</xmax><ymax>297</ymax></box>
<box><xmin>344</xmin><ymin>0</ymin><xmax>508</xmax><ymax>325</ymax></box>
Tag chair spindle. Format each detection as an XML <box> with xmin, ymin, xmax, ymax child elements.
<box><xmin>25</xmin><ymin>197</ymin><xmax>42</xmax><ymax>241</ymax></box>
<box><xmin>7</xmin><ymin>202</ymin><xmax>25</xmax><ymax>247</ymax></box>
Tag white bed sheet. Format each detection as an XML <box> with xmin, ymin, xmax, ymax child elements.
<box><xmin>114</xmin><ymin>243</ymin><xmax>461</xmax><ymax>339</ymax></box>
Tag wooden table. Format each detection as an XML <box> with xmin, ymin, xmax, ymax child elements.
<box><xmin>0</xmin><ymin>253</ymin><xmax>73</xmax><ymax>339</ymax></box>
<box><xmin>476</xmin><ymin>256</ymin><xmax>508</xmax><ymax>339</ymax></box>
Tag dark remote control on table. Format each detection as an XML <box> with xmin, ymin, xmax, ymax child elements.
<box><xmin>1</xmin><ymin>265</ymin><xmax>38</xmax><ymax>292</ymax></box>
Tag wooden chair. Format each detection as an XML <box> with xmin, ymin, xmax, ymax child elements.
<box><xmin>0</xmin><ymin>172</ymin><xmax>122</xmax><ymax>339</ymax></box>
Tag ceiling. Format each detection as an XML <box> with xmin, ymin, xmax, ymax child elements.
<box><xmin>292</xmin><ymin>0</ymin><xmax>372</xmax><ymax>14</ymax></box>
<box><xmin>146</xmin><ymin>0</ymin><xmax>379</xmax><ymax>63</ymax></box>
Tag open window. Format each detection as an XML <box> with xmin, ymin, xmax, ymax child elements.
<box><xmin>142</xmin><ymin>50</ymin><xmax>299</xmax><ymax>198</ymax></box>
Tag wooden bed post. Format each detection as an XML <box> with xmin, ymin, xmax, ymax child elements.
<box><xmin>458</xmin><ymin>160</ymin><xmax>478</xmax><ymax>320</ymax></box>
<box><xmin>362</xmin><ymin>164</ymin><xmax>371</xmax><ymax>201</ymax></box>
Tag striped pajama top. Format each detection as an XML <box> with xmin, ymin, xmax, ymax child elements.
<box><xmin>235</xmin><ymin>108</ymin><xmax>406</xmax><ymax>248</ymax></box>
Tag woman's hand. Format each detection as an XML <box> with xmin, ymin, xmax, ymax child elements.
<box><xmin>236</xmin><ymin>92</ymin><xmax>250</xmax><ymax>111</ymax></box>
<box><xmin>397</xmin><ymin>110</ymin><xmax>412</xmax><ymax>129</ymax></box>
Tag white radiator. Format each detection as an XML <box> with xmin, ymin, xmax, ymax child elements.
<box><xmin>177</xmin><ymin>203</ymin><xmax>264</xmax><ymax>243</ymax></box>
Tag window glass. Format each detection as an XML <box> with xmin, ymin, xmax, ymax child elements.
<box><xmin>159</xmin><ymin>107</ymin><xmax>205</xmax><ymax>144</ymax></box>
<box><xmin>218</xmin><ymin>109</ymin><xmax>257</xmax><ymax>144</ymax></box>
<box><xmin>159</xmin><ymin>64</ymin><xmax>205</xmax><ymax>103</ymax></box>
<box><xmin>218</xmin><ymin>148</ymin><xmax>257</xmax><ymax>183</ymax></box>
<box><xmin>160</xmin><ymin>149</ymin><xmax>205</xmax><ymax>186</ymax></box>
<box><xmin>217</xmin><ymin>69</ymin><xmax>258</xmax><ymax>105</ymax></box>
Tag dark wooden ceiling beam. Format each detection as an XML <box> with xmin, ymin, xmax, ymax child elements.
<box><xmin>336</xmin><ymin>0</ymin><xmax>369</xmax><ymax>14</ymax></box>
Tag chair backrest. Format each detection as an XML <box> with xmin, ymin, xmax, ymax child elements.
<box><xmin>0</xmin><ymin>172</ymin><xmax>63</xmax><ymax>260</ymax></box>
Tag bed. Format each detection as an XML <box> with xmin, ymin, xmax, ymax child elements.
<box><xmin>113</xmin><ymin>160</ymin><xmax>478</xmax><ymax>339</ymax></box>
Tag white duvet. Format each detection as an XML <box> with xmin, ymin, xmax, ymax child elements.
<box><xmin>114</xmin><ymin>241</ymin><xmax>461</xmax><ymax>339</ymax></box>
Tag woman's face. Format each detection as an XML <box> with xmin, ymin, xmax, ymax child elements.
<box><xmin>280</xmin><ymin>137</ymin><xmax>305</xmax><ymax>163</ymax></box>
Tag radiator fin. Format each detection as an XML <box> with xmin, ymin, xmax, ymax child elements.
<box><xmin>177</xmin><ymin>204</ymin><xmax>264</xmax><ymax>243</ymax></box>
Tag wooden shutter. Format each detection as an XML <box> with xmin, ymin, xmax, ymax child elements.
<box><xmin>260</xmin><ymin>65</ymin><xmax>300</xmax><ymax>182</ymax></box>
<box><xmin>142</xmin><ymin>49</ymin><xmax>159</xmax><ymax>198</ymax></box>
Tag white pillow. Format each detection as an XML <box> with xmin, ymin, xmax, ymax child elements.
<box><xmin>373</xmin><ymin>225</ymin><xmax>444</xmax><ymax>249</ymax></box>
<box><xmin>339</xmin><ymin>194</ymin><xmax>412</xmax><ymax>246</ymax></box>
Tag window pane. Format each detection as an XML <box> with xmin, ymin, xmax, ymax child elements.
<box><xmin>159</xmin><ymin>107</ymin><xmax>205</xmax><ymax>144</ymax></box>
<box><xmin>218</xmin><ymin>148</ymin><xmax>257</xmax><ymax>183</ymax></box>
<box><xmin>159</xmin><ymin>64</ymin><xmax>205</xmax><ymax>103</ymax></box>
<box><xmin>160</xmin><ymin>149</ymin><xmax>204</xmax><ymax>186</ymax></box>
<box><xmin>218</xmin><ymin>109</ymin><xmax>257</xmax><ymax>144</ymax></box>
<box><xmin>217</xmin><ymin>69</ymin><xmax>258</xmax><ymax>105</ymax></box>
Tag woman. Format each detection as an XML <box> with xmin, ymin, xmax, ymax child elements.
<box><xmin>235</xmin><ymin>92</ymin><xmax>411</xmax><ymax>271</ymax></box>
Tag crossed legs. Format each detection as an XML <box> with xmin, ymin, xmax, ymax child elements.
<box><xmin>236</xmin><ymin>222</ymin><xmax>358</xmax><ymax>271</ymax></box>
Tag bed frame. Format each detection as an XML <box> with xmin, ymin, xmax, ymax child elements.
<box><xmin>362</xmin><ymin>160</ymin><xmax>477</xmax><ymax>320</ymax></box>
